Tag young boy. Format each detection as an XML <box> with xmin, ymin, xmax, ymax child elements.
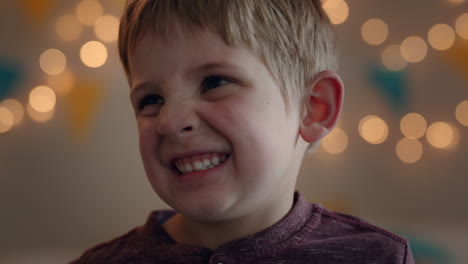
<box><xmin>72</xmin><ymin>0</ymin><xmax>414</xmax><ymax>263</ymax></box>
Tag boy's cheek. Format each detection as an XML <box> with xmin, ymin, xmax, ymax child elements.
<box><xmin>136</xmin><ymin>117</ymin><xmax>146</xmax><ymax>131</ymax></box>
<box><xmin>137</xmin><ymin>118</ymin><xmax>157</xmax><ymax>138</ymax></box>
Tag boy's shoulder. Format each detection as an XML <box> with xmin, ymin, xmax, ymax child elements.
<box><xmin>70</xmin><ymin>210</ymin><xmax>176</xmax><ymax>264</ymax></box>
<box><xmin>69</xmin><ymin>227</ymin><xmax>146</xmax><ymax>264</ymax></box>
<box><xmin>314</xmin><ymin>204</ymin><xmax>408</xmax><ymax>243</ymax></box>
<box><xmin>297</xmin><ymin>203</ymin><xmax>414</xmax><ymax>263</ymax></box>
<box><xmin>69</xmin><ymin>228</ymin><xmax>136</xmax><ymax>264</ymax></box>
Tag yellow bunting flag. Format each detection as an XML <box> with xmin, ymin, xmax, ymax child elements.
<box><xmin>64</xmin><ymin>78</ymin><xmax>104</xmax><ymax>143</ymax></box>
<box><xmin>320</xmin><ymin>197</ymin><xmax>354</xmax><ymax>215</ymax></box>
<box><xmin>443</xmin><ymin>39</ymin><xmax>468</xmax><ymax>82</ymax></box>
<box><xmin>111</xmin><ymin>0</ymin><xmax>126</xmax><ymax>8</ymax></box>
<box><xmin>19</xmin><ymin>0</ymin><xmax>57</xmax><ymax>25</ymax></box>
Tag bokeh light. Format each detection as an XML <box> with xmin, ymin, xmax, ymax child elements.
<box><xmin>451</xmin><ymin>125</ymin><xmax>461</xmax><ymax>149</ymax></box>
<box><xmin>382</xmin><ymin>45</ymin><xmax>407</xmax><ymax>71</ymax></box>
<box><xmin>428</xmin><ymin>24</ymin><xmax>456</xmax><ymax>51</ymax></box>
<box><xmin>29</xmin><ymin>86</ymin><xmax>56</xmax><ymax>113</ymax></box>
<box><xmin>361</xmin><ymin>18</ymin><xmax>388</xmax><ymax>46</ymax></box>
<box><xmin>80</xmin><ymin>41</ymin><xmax>108</xmax><ymax>68</ymax></box>
<box><xmin>322</xmin><ymin>0</ymin><xmax>349</xmax><ymax>25</ymax></box>
<box><xmin>359</xmin><ymin>115</ymin><xmax>389</xmax><ymax>144</ymax></box>
<box><xmin>0</xmin><ymin>99</ymin><xmax>24</xmax><ymax>126</ymax></box>
<box><xmin>0</xmin><ymin>106</ymin><xmax>14</xmax><ymax>133</ymax></box>
<box><xmin>94</xmin><ymin>15</ymin><xmax>120</xmax><ymax>43</ymax></box>
<box><xmin>27</xmin><ymin>103</ymin><xmax>55</xmax><ymax>123</ymax></box>
<box><xmin>400</xmin><ymin>36</ymin><xmax>428</xmax><ymax>63</ymax></box>
<box><xmin>39</xmin><ymin>49</ymin><xmax>66</xmax><ymax>76</ymax></box>
<box><xmin>321</xmin><ymin>127</ymin><xmax>348</xmax><ymax>154</ymax></box>
<box><xmin>455</xmin><ymin>13</ymin><xmax>468</xmax><ymax>39</ymax></box>
<box><xmin>56</xmin><ymin>14</ymin><xmax>82</xmax><ymax>41</ymax></box>
<box><xmin>76</xmin><ymin>0</ymin><xmax>104</xmax><ymax>26</ymax></box>
<box><xmin>455</xmin><ymin>100</ymin><xmax>468</xmax><ymax>126</ymax></box>
<box><xmin>396</xmin><ymin>138</ymin><xmax>423</xmax><ymax>164</ymax></box>
<box><xmin>47</xmin><ymin>69</ymin><xmax>75</xmax><ymax>96</ymax></box>
<box><xmin>426</xmin><ymin>122</ymin><xmax>454</xmax><ymax>149</ymax></box>
<box><xmin>400</xmin><ymin>113</ymin><xmax>427</xmax><ymax>139</ymax></box>
<box><xmin>448</xmin><ymin>0</ymin><xmax>466</xmax><ymax>4</ymax></box>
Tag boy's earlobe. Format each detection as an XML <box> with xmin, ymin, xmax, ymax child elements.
<box><xmin>299</xmin><ymin>70</ymin><xmax>344</xmax><ymax>143</ymax></box>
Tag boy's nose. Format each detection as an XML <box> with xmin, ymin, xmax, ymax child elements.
<box><xmin>156</xmin><ymin>99</ymin><xmax>200</xmax><ymax>138</ymax></box>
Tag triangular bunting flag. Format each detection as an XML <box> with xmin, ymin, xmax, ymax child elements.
<box><xmin>368</xmin><ymin>64</ymin><xmax>409</xmax><ymax>114</ymax></box>
<box><xmin>443</xmin><ymin>39</ymin><xmax>468</xmax><ymax>83</ymax></box>
<box><xmin>65</xmin><ymin>78</ymin><xmax>104</xmax><ymax>143</ymax></box>
<box><xmin>0</xmin><ymin>59</ymin><xmax>23</xmax><ymax>102</ymax></box>
<box><xmin>19</xmin><ymin>0</ymin><xmax>57</xmax><ymax>25</ymax></box>
<box><xmin>111</xmin><ymin>0</ymin><xmax>126</xmax><ymax>8</ymax></box>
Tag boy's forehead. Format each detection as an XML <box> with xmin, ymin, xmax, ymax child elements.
<box><xmin>128</xmin><ymin>26</ymin><xmax>266</xmax><ymax>89</ymax></box>
<box><xmin>129</xmin><ymin>16</ymin><xmax>261</xmax><ymax>68</ymax></box>
<box><xmin>133</xmin><ymin>18</ymin><xmax>224</xmax><ymax>54</ymax></box>
<box><xmin>131</xmin><ymin>28</ymin><xmax>234</xmax><ymax>69</ymax></box>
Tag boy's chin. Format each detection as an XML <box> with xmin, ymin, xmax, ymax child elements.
<box><xmin>169</xmin><ymin>192</ymin><xmax>241</xmax><ymax>223</ymax></box>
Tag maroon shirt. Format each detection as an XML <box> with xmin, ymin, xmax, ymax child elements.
<box><xmin>71</xmin><ymin>191</ymin><xmax>414</xmax><ymax>264</ymax></box>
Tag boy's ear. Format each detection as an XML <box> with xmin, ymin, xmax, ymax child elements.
<box><xmin>299</xmin><ymin>70</ymin><xmax>344</xmax><ymax>143</ymax></box>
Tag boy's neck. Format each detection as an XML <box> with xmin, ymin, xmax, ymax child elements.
<box><xmin>162</xmin><ymin>192</ymin><xmax>295</xmax><ymax>250</ymax></box>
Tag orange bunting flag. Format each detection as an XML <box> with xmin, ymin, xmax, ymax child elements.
<box><xmin>111</xmin><ymin>0</ymin><xmax>126</xmax><ymax>8</ymax></box>
<box><xmin>443</xmin><ymin>39</ymin><xmax>468</xmax><ymax>83</ymax></box>
<box><xmin>321</xmin><ymin>197</ymin><xmax>353</xmax><ymax>215</ymax></box>
<box><xmin>64</xmin><ymin>78</ymin><xmax>104</xmax><ymax>143</ymax></box>
<box><xmin>19</xmin><ymin>0</ymin><xmax>57</xmax><ymax>25</ymax></box>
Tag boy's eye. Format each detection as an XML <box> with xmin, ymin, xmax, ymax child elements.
<box><xmin>201</xmin><ymin>75</ymin><xmax>231</xmax><ymax>92</ymax></box>
<box><xmin>138</xmin><ymin>94</ymin><xmax>164</xmax><ymax>110</ymax></box>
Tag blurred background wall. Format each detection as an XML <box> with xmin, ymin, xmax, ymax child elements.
<box><xmin>0</xmin><ymin>0</ymin><xmax>467</xmax><ymax>263</ymax></box>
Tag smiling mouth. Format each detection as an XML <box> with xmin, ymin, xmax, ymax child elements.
<box><xmin>173</xmin><ymin>153</ymin><xmax>228</xmax><ymax>175</ymax></box>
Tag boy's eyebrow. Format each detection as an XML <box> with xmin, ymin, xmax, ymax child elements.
<box><xmin>194</xmin><ymin>61</ymin><xmax>239</xmax><ymax>73</ymax></box>
<box><xmin>130</xmin><ymin>81</ymin><xmax>158</xmax><ymax>98</ymax></box>
<box><xmin>130</xmin><ymin>60</ymin><xmax>242</xmax><ymax>97</ymax></box>
<box><xmin>187</xmin><ymin>60</ymin><xmax>245</xmax><ymax>81</ymax></box>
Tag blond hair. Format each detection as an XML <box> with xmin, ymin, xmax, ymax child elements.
<box><xmin>118</xmin><ymin>0</ymin><xmax>337</xmax><ymax>107</ymax></box>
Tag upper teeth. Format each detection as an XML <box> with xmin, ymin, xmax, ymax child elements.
<box><xmin>175</xmin><ymin>154</ymin><xmax>227</xmax><ymax>174</ymax></box>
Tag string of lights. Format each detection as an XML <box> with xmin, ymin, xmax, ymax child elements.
<box><xmin>0</xmin><ymin>0</ymin><xmax>467</xmax><ymax>165</ymax></box>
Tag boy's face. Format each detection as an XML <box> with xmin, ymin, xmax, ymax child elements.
<box><xmin>129</xmin><ymin>24</ymin><xmax>307</xmax><ymax>222</ymax></box>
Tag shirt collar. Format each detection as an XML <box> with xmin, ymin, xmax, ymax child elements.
<box><xmin>144</xmin><ymin>191</ymin><xmax>316</xmax><ymax>256</ymax></box>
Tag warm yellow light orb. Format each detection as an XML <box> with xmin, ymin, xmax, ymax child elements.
<box><xmin>359</xmin><ymin>115</ymin><xmax>389</xmax><ymax>144</ymax></box>
<box><xmin>401</xmin><ymin>36</ymin><xmax>428</xmax><ymax>63</ymax></box>
<box><xmin>382</xmin><ymin>45</ymin><xmax>407</xmax><ymax>71</ymax></box>
<box><xmin>426</xmin><ymin>122</ymin><xmax>454</xmax><ymax>149</ymax></box>
<box><xmin>29</xmin><ymin>85</ymin><xmax>57</xmax><ymax>113</ymax></box>
<box><xmin>0</xmin><ymin>99</ymin><xmax>24</xmax><ymax>125</ymax></box>
<box><xmin>76</xmin><ymin>0</ymin><xmax>104</xmax><ymax>26</ymax></box>
<box><xmin>361</xmin><ymin>18</ymin><xmax>388</xmax><ymax>46</ymax></box>
<box><xmin>448</xmin><ymin>0</ymin><xmax>466</xmax><ymax>4</ymax></box>
<box><xmin>47</xmin><ymin>69</ymin><xmax>75</xmax><ymax>96</ymax></box>
<box><xmin>56</xmin><ymin>14</ymin><xmax>82</xmax><ymax>41</ymax></box>
<box><xmin>94</xmin><ymin>15</ymin><xmax>120</xmax><ymax>43</ymax></box>
<box><xmin>27</xmin><ymin>103</ymin><xmax>55</xmax><ymax>123</ymax></box>
<box><xmin>322</xmin><ymin>0</ymin><xmax>349</xmax><ymax>25</ymax></box>
<box><xmin>40</xmin><ymin>49</ymin><xmax>67</xmax><ymax>76</ymax></box>
<box><xmin>428</xmin><ymin>24</ymin><xmax>455</xmax><ymax>51</ymax></box>
<box><xmin>455</xmin><ymin>100</ymin><xmax>468</xmax><ymax>126</ymax></box>
<box><xmin>455</xmin><ymin>13</ymin><xmax>468</xmax><ymax>39</ymax></box>
<box><xmin>400</xmin><ymin>113</ymin><xmax>427</xmax><ymax>139</ymax></box>
<box><xmin>396</xmin><ymin>138</ymin><xmax>423</xmax><ymax>164</ymax></box>
<box><xmin>80</xmin><ymin>41</ymin><xmax>108</xmax><ymax>68</ymax></box>
<box><xmin>0</xmin><ymin>106</ymin><xmax>14</xmax><ymax>133</ymax></box>
<box><xmin>321</xmin><ymin>127</ymin><xmax>348</xmax><ymax>154</ymax></box>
